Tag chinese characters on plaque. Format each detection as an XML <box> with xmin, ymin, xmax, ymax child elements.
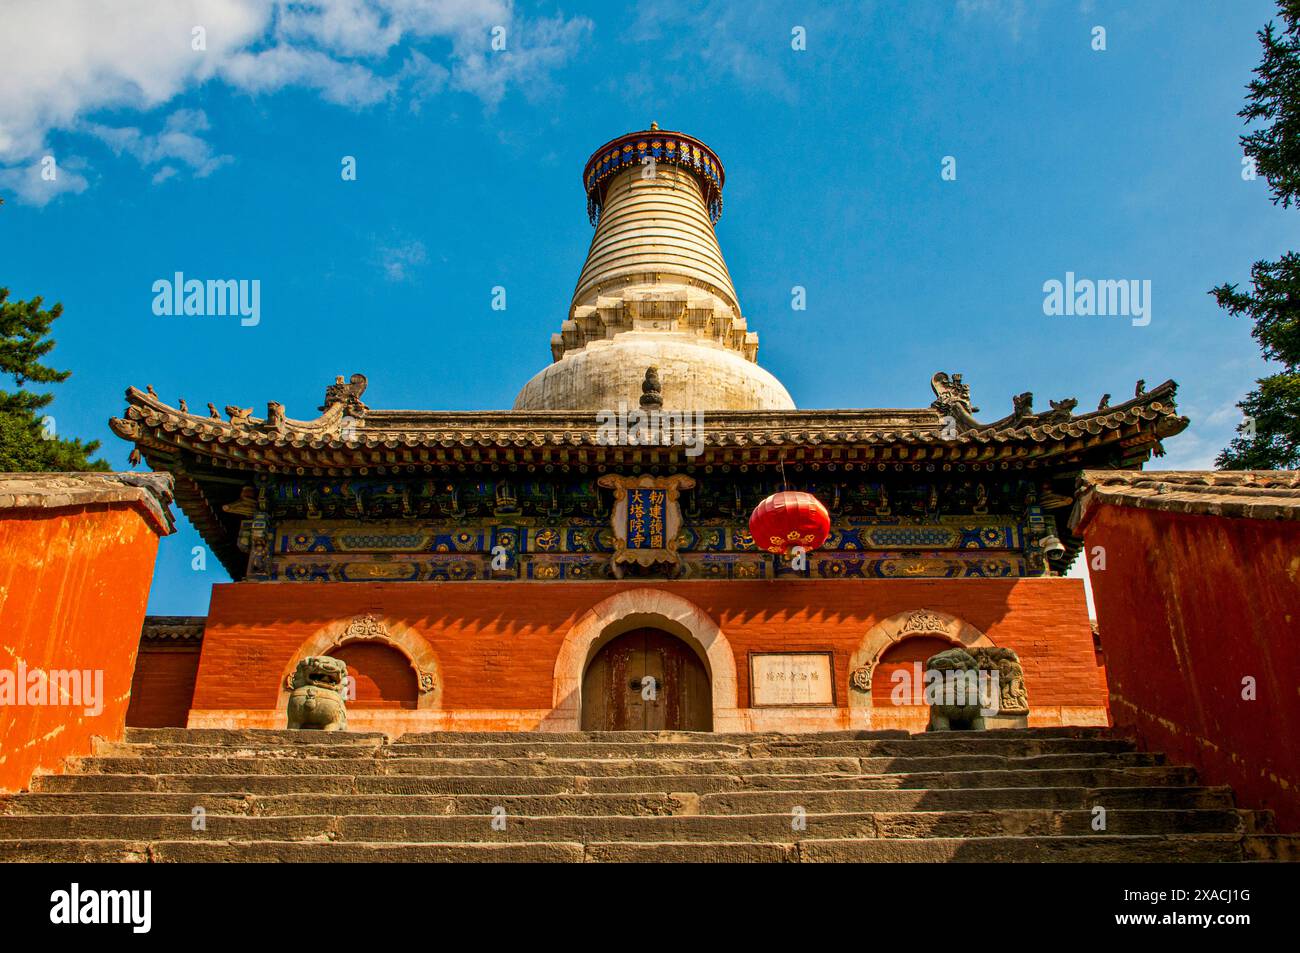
<box><xmin>597</xmin><ymin>474</ymin><xmax>695</xmax><ymax>577</ymax></box>
<box><xmin>750</xmin><ymin>653</ymin><xmax>835</xmax><ymax>707</ymax></box>
<box><xmin>627</xmin><ymin>487</ymin><xmax>667</xmax><ymax>549</ymax></box>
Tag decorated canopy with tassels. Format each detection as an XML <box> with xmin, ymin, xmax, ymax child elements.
<box><xmin>583</xmin><ymin>123</ymin><xmax>725</xmax><ymax>225</ymax></box>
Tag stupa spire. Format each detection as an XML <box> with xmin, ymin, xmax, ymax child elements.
<box><xmin>571</xmin><ymin>126</ymin><xmax>738</xmax><ymax>315</ymax></box>
<box><xmin>512</xmin><ymin>125</ymin><xmax>794</xmax><ymax>412</ymax></box>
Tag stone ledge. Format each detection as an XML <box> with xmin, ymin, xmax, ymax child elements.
<box><xmin>141</xmin><ymin>616</ymin><xmax>206</xmax><ymax>644</ymax></box>
<box><xmin>1072</xmin><ymin>469</ymin><xmax>1300</xmax><ymax>526</ymax></box>
<box><xmin>0</xmin><ymin>471</ymin><xmax>176</xmax><ymax>536</ymax></box>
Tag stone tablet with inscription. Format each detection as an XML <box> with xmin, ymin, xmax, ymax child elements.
<box><xmin>750</xmin><ymin>653</ymin><xmax>834</xmax><ymax>707</ymax></box>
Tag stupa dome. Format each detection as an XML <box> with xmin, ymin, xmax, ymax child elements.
<box><xmin>513</xmin><ymin>125</ymin><xmax>795</xmax><ymax>412</ymax></box>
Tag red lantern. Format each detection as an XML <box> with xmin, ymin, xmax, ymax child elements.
<box><xmin>749</xmin><ymin>491</ymin><xmax>831</xmax><ymax>555</ymax></box>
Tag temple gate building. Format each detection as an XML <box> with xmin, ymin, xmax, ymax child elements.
<box><xmin>111</xmin><ymin>126</ymin><xmax>1188</xmax><ymax>737</ymax></box>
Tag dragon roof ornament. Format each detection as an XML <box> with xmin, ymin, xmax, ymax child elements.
<box><xmin>112</xmin><ymin>372</ymin><xmax>368</xmax><ymax>445</ymax></box>
<box><xmin>930</xmin><ymin>371</ymin><xmax>1163</xmax><ymax>435</ymax></box>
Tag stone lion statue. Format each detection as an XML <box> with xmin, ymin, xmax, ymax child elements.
<box><xmin>924</xmin><ymin>647</ymin><xmax>986</xmax><ymax>731</ymax></box>
<box><xmin>286</xmin><ymin>656</ymin><xmax>349</xmax><ymax>731</ymax></box>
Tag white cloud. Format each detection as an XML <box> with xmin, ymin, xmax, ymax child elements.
<box><xmin>0</xmin><ymin>0</ymin><xmax>589</xmax><ymax>203</ymax></box>
<box><xmin>626</xmin><ymin>1</ymin><xmax>797</xmax><ymax>101</ymax></box>
<box><xmin>450</xmin><ymin>14</ymin><xmax>594</xmax><ymax>106</ymax></box>
<box><xmin>1156</xmin><ymin>429</ymin><xmax>1222</xmax><ymax>471</ymax></box>
<box><xmin>219</xmin><ymin>43</ymin><xmax>399</xmax><ymax>105</ymax></box>
<box><xmin>84</xmin><ymin>109</ymin><xmax>234</xmax><ymax>180</ymax></box>
<box><xmin>277</xmin><ymin>0</ymin><xmax>406</xmax><ymax>57</ymax></box>
<box><xmin>401</xmin><ymin>51</ymin><xmax>451</xmax><ymax>114</ymax></box>
<box><xmin>0</xmin><ymin>156</ymin><xmax>90</xmax><ymax>206</ymax></box>
<box><xmin>0</xmin><ymin>1</ymin><xmax>266</xmax><ymax>162</ymax></box>
<box><xmin>1201</xmin><ymin>401</ymin><xmax>1244</xmax><ymax>428</ymax></box>
<box><xmin>373</xmin><ymin>236</ymin><xmax>428</xmax><ymax>282</ymax></box>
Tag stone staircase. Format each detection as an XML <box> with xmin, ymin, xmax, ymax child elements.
<box><xmin>1</xmin><ymin>727</ymin><xmax>1293</xmax><ymax>862</ymax></box>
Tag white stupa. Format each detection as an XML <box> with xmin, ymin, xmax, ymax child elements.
<box><xmin>513</xmin><ymin>124</ymin><xmax>795</xmax><ymax>412</ymax></box>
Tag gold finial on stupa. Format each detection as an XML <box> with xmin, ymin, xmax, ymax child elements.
<box><xmin>650</xmin><ymin>121</ymin><xmax>659</xmax><ymax>130</ymax></box>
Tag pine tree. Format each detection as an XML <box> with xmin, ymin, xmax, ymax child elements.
<box><xmin>1213</xmin><ymin>0</ymin><xmax>1300</xmax><ymax>469</ymax></box>
<box><xmin>0</xmin><ymin>280</ymin><xmax>109</xmax><ymax>472</ymax></box>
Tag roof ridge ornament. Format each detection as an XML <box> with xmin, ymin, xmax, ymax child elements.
<box><xmin>321</xmin><ymin>373</ymin><xmax>368</xmax><ymax>415</ymax></box>
<box><xmin>933</xmin><ymin>370</ymin><xmax>1146</xmax><ymax>433</ymax></box>
<box><xmin>1044</xmin><ymin>397</ymin><xmax>1079</xmax><ymax>422</ymax></box>
<box><xmin>118</xmin><ymin>371</ymin><xmax>370</xmax><ymax>439</ymax></box>
<box><xmin>930</xmin><ymin>372</ymin><xmax>980</xmax><ymax>429</ymax></box>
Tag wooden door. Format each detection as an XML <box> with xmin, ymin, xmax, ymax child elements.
<box><xmin>581</xmin><ymin>628</ymin><xmax>712</xmax><ymax>731</ymax></box>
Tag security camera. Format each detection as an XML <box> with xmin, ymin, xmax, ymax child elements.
<box><xmin>1040</xmin><ymin>535</ymin><xmax>1066</xmax><ymax>559</ymax></box>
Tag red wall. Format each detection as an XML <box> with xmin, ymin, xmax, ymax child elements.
<box><xmin>331</xmin><ymin>642</ymin><xmax>419</xmax><ymax>708</ymax></box>
<box><xmin>192</xmin><ymin>577</ymin><xmax>1103</xmax><ymax>714</ymax></box>
<box><xmin>126</xmin><ymin>644</ymin><xmax>202</xmax><ymax>728</ymax></box>
<box><xmin>1080</xmin><ymin>503</ymin><xmax>1300</xmax><ymax>831</ymax></box>
<box><xmin>871</xmin><ymin>635</ymin><xmax>952</xmax><ymax>703</ymax></box>
<box><xmin>0</xmin><ymin>504</ymin><xmax>161</xmax><ymax>791</ymax></box>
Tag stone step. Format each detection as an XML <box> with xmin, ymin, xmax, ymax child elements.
<box><xmin>0</xmin><ymin>839</ymin><xmax>586</xmax><ymax>863</ymax></box>
<box><xmin>739</xmin><ymin>738</ymin><xmax>1138</xmax><ymax>758</ymax></box>
<box><xmin>6</xmin><ymin>727</ymin><xmax>1271</xmax><ymax>864</ymax></box>
<box><xmin>698</xmin><ymin>785</ymin><xmax>1238</xmax><ymax>814</ymax></box>
<box><xmin>0</xmin><ymin>786</ymin><xmax>1236</xmax><ymax>818</ymax></box>
<box><xmin>122</xmin><ymin>726</ymin><xmax>1124</xmax><ymax>746</ymax></box>
<box><xmin>0</xmin><ymin>834</ymin><xmax>1249</xmax><ymax>863</ymax></box>
<box><xmin>100</xmin><ymin>740</ymin><xmax>749</xmax><ymax>760</ymax></box>
<box><xmin>34</xmin><ymin>765</ymin><xmax>1205</xmax><ymax>800</ymax></box>
<box><xmin>1244</xmin><ymin>835</ymin><xmax>1300</xmax><ymax>862</ymax></box>
<box><xmin>0</xmin><ymin>809</ymin><xmax>1259</xmax><ymax>843</ymax></box>
<box><xmin>794</xmin><ymin>834</ymin><xmax>1250</xmax><ymax>863</ymax></box>
<box><xmin>30</xmin><ymin>766</ymin><xmax>1178</xmax><ymax>798</ymax></box>
<box><xmin>72</xmin><ymin>752</ymin><xmax>1161</xmax><ymax>781</ymax></box>
<box><xmin>123</xmin><ymin>728</ymin><xmax>390</xmax><ymax>746</ymax></box>
<box><xmin>393</xmin><ymin>726</ymin><xmax>1127</xmax><ymax>743</ymax></box>
<box><xmin>100</xmin><ymin>737</ymin><xmax>1139</xmax><ymax>760</ymax></box>
<box><xmin>71</xmin><ymin>748</ymin><xmax>1190</xmax><ymax>780</ymax></box>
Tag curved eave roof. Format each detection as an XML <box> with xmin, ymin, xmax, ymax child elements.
<box><xmin>109</xmin><ymin>381</ymin><xmax>1186</xmax><ymax>580</ymax></box>
<box><xmin>1072</xmin><ymin>468</ymin><xmax>1300</xmax><ymax>528</ymax></box>
<box><xmin>109</xmin><ymin>381</ymin><xmax>1186</xmax><ymax>472</ymax></box>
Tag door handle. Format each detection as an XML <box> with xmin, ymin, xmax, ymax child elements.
<box><xmin>630</xmin><ymin>677</ymin><xmax>661</xmax><ymax>690</ymax></box>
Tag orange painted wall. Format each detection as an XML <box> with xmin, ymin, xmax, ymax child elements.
<box><xmin>331</xmin><ymin>642</ymin><xmax>419</xmax><ymax>709</ymax></box>
<box><xmin>0</xmin><ymin>504</ymin><xmax>161</xmax><ymax>792</ymax></box>
<box><xmin>871</xmin><ymin>635</ymin><xmax>952</xmax><ymax>704</ymax></box>
<box><xmin>193</xmin><ymin>577</ymin><xmax>1103</xmax><ymax>713</ymax></box>
<box><xmin>125</xmin><ymin>644</ymin><xmax>202</xmax><ymax>728</ymax></box>
<box><xmin>1079</xmin><ymin>503</ymin><xmax>1300</xmax><ymax>831</ymax></box>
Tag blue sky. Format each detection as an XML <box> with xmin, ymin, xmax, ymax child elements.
<box><xmin>0</xmin><ymin>0</ymin><xmax>1291</xmax><ymax>614</ymax></box>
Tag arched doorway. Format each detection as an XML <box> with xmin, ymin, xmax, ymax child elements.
<box><xmin>328</xmin><ymin>642</ymin><xmax>419</xmax><ymax>709</ymax></box>
<box><xmin>847</xmin><ymin>608</ymin><xmax>996</xmax><ymax>712</ymax></box>
<box><xmin>581</xmin><ymin>628</ymin><xmax>712</xmax><ymax>731</ymax></box>
<box><xmin>550</xmin><ymin>588</ymin><xmax>739</xmax><ymax>732</ymax></box>
<box><xmin>871</xmin><ymin>635</ymin><xmax>953</xmax><ymax>707</ymax></box>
